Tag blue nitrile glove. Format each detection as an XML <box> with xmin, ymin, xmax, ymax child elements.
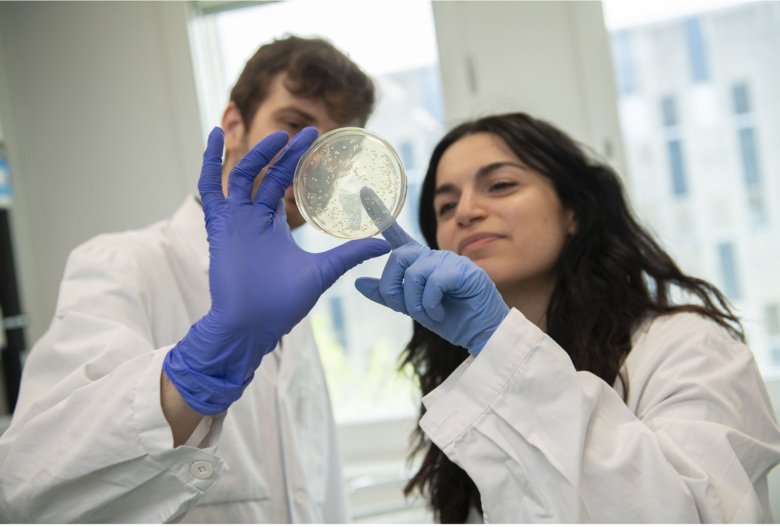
<box><xmin>163</xmin><ymin>128</ymin><xmax>391</xmax><ymax>415</ymax></box>
<box><xmin>355</xmin><ymin>188</ymin><xmax>509</xmax><ymax>356</ymax></box>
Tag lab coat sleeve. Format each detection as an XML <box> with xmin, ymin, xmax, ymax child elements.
<box><xmin>0</xmin><ymin>237</ymin><xmax>226</xmax><ymax>523</ymax></box>
<box><xmin>419</xmin><ymin>309</ymin><xmax>780</xmax><ymax>523</ymax></box>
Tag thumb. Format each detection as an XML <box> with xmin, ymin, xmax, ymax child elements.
<box><xmin>318</xmin><ymin>238</ymin><xmax>391</xmax><ymax>288</ymax></box>
<box><xmin>354</xmin><ymin>277</ymin><xmax>407</xmax><ymax>315</ymax></box>
<box><xmin>354</xmin><ymin>277</ymin><xmax>385</xmax><ymax>305</ymax></box>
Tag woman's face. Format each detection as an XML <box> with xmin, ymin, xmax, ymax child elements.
<box><xmin>433</xmin><ymin>132</ymin><xmax>576</xmax><ymax>296</ymax></box>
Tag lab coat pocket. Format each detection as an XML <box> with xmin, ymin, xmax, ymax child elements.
<box><xmin>281</xmin><ymin>362</ymin><xmax>331</xmax><ymax>507</ymax></box>
<box><xmin>277</xmin><ymin>323</ymin><xmax>334</xmax><ymax>508</ymax></box>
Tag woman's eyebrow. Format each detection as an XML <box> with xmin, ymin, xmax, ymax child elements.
<box><xmin>475</xmin><ymin>161</ymin><xmax>526</xmax><ymax>179</ymax></box>
<box><xmin>434</xmin><ymin>183</ymin><xmax>457</xmax><ymax>198</ymax></box>
<box><xmin>434</xmin><ymin>161</ymin><xmax>526</xmax><ymax>197</ymax></box>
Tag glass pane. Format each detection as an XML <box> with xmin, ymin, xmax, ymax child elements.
<box><xmin>603</xmin><ymin>0</ymin><xmax>780</xmax><ymax>376</ymax></box>
<box><xmin>189</xmin><ymin>0</ymin><xmax>446</xmax><ymax>423</ymax></box>
<box><xmin>666</xmin><ymin>139</ymin><xmax>689</xmax><ymax>196</ymax></box>
<box><xmin>732</xmin><ymin>82</ymin><xmax>751</xmax><ymax>115</ymax></box>
<box><xmin>684</xmin><ymin>17</ymin><xmax>710</xmax><ymax>83</ymax></box>
<box><xmin>661</xmin><ymin>96</ymin><xmax>679</xmax><ymax>127</ymax></box>
<box><xmin>738</xmin><ymin>127</ymin><xmax>761</xmax><ymax>187</ymax></box>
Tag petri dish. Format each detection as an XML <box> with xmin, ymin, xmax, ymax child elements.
<box><xmin>293</xmin><ymin>127</ymin><xmax>407</xmax><ymax>239</ymax></box>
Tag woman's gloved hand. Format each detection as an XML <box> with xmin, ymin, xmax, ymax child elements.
<box><xmin>355</xmin><ymin>191</ymin><xmax>509</xmax><ymax>356</ymax></box>
<box><xmin>163</xmin><ymin>127</ymin><xmax>390</xmax><ymax>415</ymax></box>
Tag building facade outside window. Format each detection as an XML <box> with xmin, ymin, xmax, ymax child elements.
<box><xmin>604</xmin><ymin>0</ymin><xmax>780</xmax><ymax>373</ymax></box>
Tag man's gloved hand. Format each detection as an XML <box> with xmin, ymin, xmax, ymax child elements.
<box><xmin>355</xmin><ymin>189</ymin><xmax>509</xmax><ymax>356</ymax></box>
<box><xmin>163</xmin><ymin>127</ymin><xmax>390</xmax><ymax>415</ymax></box>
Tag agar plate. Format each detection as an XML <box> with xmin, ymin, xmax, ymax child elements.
<box><xmin>293</xmin><ymin>127</ymin><xmax>407</xmax><ymax>239</ymax></box>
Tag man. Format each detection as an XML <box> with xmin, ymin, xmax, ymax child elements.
<box><xmin>0</xmin><ymin>36</ymin><xmax>388</xmax><ymax>522</ymax></box>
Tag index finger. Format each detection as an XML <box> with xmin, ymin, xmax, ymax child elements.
<box><xmin>227</xmin><ymin>130</ymin><xmax>289</xmax><ymax>204</ymax></box>
<box><xmin>255</xmin><ymin>127</ymin><xmax>319</xmax><ymax>211</ymax></box>
<box><xmin>360</xmin><ymin>186</ymin><xmax>417</xmax><ymax>249</ymax></box>
<box><xmin>198</xmin><ymin>127</ymin><xmax>226</xmax><ymax>209</ymax></box>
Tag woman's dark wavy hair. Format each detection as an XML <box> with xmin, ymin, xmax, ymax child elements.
<box><xmin>401</xmin><ymin>112</ymin><xmax>744</xmax><ymax>523</ymax></box>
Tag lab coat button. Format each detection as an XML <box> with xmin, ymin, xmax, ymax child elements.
<box><xmin>294</xmin><ymin>490</ymin><xmax>307</xmax><ymax>504</ymax></box>
<box><xmin>190</xmin><ymin>460</ymin><xmax>214</xmax><ymax>479</ymax></box>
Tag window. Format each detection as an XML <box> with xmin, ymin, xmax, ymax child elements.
<box><xmin>737</xmin><ymin>127</ymin><xmax>761</xmax><ymax>187</ymax></box>
<box><xmin>717</xmin><ymin>241</ymin><xmax>742</xmax><ymax>300</ymax></box>
<box><xmin>730</xmin><ymin>82</ymin><xmax>767</xmax><ymax>225</ymax></box>
<box><xmin>328</xmin><ymin>296</ymin><xmax>347</xmax><ymax>349</ymax></box>
<box><xmin>661</xmin><ymin>96</ymin><xmax>679</xmax><ymax>127</ymax></box>
<box><xmin>746</xmin><ymin>190</ymin><xmax>768</xmax><ymax>227</ymax></box>
<box><xmin>660</xmin><ymin>97</ymin><xmax>688</xmax><ymax>196</ymax></box>
<box><xmin>611</xmin><ymin>30</ymin><xmax>638</xmax><ymax>96</ymax></box>
<box><xmin>188</xmin><ymin>0</ymin><xmax>445</xmax><ymax>425</ymax></box>
<box><xmin>732</xmin><ymin>82</ymin><xmax>751</xmax><ymax>115</ymax></box>
<box><xmin>666</xmin><ymin>139</ymin><xmax>689</xmax><ymax>196</ymax></box>
<box><xmin>604</xmin><ymin>0</ymin><xmax>780</xmax><ymax>375</ymax></box>
<box><xmin>684</xmin><ymin>17</ymin><xmax>710</xmax><ymax>83</ymax></box>
<box><xmin>188</xmin><ymin>2</ymin><xmax>444</xmax><ymax>521</ymax></box>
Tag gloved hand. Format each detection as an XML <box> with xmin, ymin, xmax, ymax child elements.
<box><xmin>355</xmin><ymin>189</ymin><xmax>509</xmax><ymax>356</ymax></box>
<box><xmin>163</xmin><ymin>127</ymin><xmax>391</xmax><ymax>415</ymax></box>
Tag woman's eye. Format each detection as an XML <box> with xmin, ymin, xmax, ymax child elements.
<box><xmin>436</xmin><ymin>202</ymin><xmax>456</xmax><ymax>217</ymax></box>
<box><xmin>489</xmin><ymin>181</ymin><xmax>517</xmax><ymax>192</ymax></box>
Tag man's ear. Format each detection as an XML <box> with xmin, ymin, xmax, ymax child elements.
<box><xmin>221</xmin><ymin>102</ymin><xmax>246</xmax><ymax>154</ymax></box>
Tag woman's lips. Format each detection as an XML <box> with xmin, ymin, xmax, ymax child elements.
<box><xmin>458</xmin><ymin>233</ymin><xmax>501</xmax><ymax>254</ymax></box>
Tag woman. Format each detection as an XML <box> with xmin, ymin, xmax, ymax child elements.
<box><xmin>355</xmin><ymin>113</ymin><xmax>780</xmax><ymax>522</ymax></box>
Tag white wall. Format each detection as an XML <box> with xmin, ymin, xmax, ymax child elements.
<box><xmin>432</xmin><ymin>0</ymin><xmax>626</xmax><ymax>177</ymax></box>
<box><xmin>0</xmin><ymin>1</ymin><xmax>203</xmax><ymax>343</ymax></box>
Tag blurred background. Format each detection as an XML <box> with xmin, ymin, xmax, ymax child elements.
<box><xmin>0</xmin><ymin>0</ymin><xmax>778</xmax><ymax>521</ymax></box>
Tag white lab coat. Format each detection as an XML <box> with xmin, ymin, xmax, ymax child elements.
<box><xmin>421</xmin><ymin>308</ymin><xmax>780</xmax><ymax>522</ymax></box>
<box><xmin>0</xmin><ymin>197</ymin><xmax>348</xmax><ymax>523</ymax></box>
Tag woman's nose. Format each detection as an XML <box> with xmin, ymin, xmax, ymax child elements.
<box><xmin>454</xmin><ymin>192</ymin><xmax>486</xmax><ymax>227</ymax></box>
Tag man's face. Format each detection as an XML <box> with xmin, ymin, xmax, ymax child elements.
<box><xmin>222</xmin><ymin>73</ymin><xmax>342</xmax><ymax>228</ymax></box>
